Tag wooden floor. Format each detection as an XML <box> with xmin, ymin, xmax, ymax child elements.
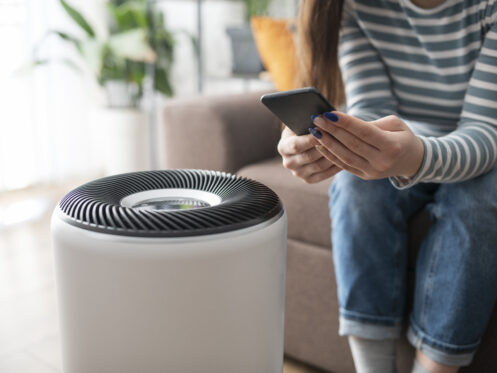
<box><xmin>0</xmin><ymin>183</ymin><xmax>323</xmax><ymax>373</ymax></box>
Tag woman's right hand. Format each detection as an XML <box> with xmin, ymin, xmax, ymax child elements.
<box><xmin>277</xmin><ymin>126</ymin><xmax>342</xmax><ymax>184</ymax></box>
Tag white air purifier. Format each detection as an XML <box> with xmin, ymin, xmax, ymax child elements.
<box><xmin>51</xmin><ymin>170</ymin><xmax>287</xmax><ymax>373</ymax></box>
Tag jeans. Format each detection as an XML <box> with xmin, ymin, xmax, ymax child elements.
<box><xmin>329</xmin><ymin>166</ymin><xmax>497</xmax><ymax>366</ymax></box>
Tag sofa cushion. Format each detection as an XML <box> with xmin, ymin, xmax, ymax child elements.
<box><xmin>238</xmin><ymin>157</ymin><xmax>332</xmax><ymax>249</ymax></box>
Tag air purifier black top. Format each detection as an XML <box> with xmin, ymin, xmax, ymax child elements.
<box><xmin>57</xmin><ymin>170</ymin><xmax>283</xmax><ymax>237</ymax></box>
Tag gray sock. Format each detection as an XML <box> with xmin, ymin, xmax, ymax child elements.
<box><xmin>348</xmin><ymin>336</ymin><xmax>397</xmax><ymax>373</ymax></box>
<box><xmin>411</xmin><ymin>359</ymin><xmax>432</xmax><ymax>373</ymax></box>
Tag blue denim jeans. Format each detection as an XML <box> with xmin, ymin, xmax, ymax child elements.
<box><xmin>329</xmin><ymin>166</ymin><xmax>497</xmax><ymax>367</ymax></box>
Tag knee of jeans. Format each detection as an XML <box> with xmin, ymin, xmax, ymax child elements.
<box><xmin>437</xmin><ymin>166</ymin><xmax>497</xmax><ymax>218</ymax></box>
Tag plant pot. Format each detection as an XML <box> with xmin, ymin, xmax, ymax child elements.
<box><xmin>226</xmin><ymin>25</ymin><xmax>264</xmax><ymax>75</ymax></box>
<box><xmin>104</xmin><ymin>80</ymin><xmax>140</xmax><ymax>108</ymax></box>
<box><xmin>90</xmin><ymin>107</ymin><xmax>149</xmax><ymax>176</ymax></box>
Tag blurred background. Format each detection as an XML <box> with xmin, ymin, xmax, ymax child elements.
<box><xmin>1</xmin><ymin>1</ymin><xmax>316</xmax><ymax>372</ymax></box>
<box><xmin>1</xmin><ymin>0</ymin><xmax>297</xmax><ymax>195</ymax></box>
<box><xmin>0</xmin><ymin>0</ymin><xmax>299</xmax><ymax>228</ymax></box>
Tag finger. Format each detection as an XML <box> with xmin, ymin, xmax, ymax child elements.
<box><xmin>292</xmin><ymin>156</ymin><xmax>333</xmax><ymax>179</ymax></box>
<box><xmin>314</xmin><ymin>117</ymin><xmax>380</xmax><ymax>159</ymax></box>
<box><xmin>315</xmin><ymin>145</ymin><xmax>365</xmax><ymax>177</ymax></box>
<box><xmin>278</xmin><ymin>132</ymin><xmax>319</xmax><ymax>156</ymax></box>
<box><xmin>313</xmin><ymin>130</ymin><xmax>372</xmax><ymax>173</ymax></box>
<box><xmin>304</xmin><ymin>165</ymin><xmax>342</xmax><ymax>184</ymax></box>
<box><xmin>281</xmin><ymin>125</ymin><xmax>296</xmax><ymax>137</ymax></box>
<box><xmin>316</xmin><ymin>111</ymin><xmax>390</xmax><ymax>148</ymax></box>
<box><xmin>282</xmin><ymin>147</ymin><xmax>324</xmax><ymax>170</ymax></box>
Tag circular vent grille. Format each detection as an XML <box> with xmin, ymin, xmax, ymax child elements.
<box><xmin>57</xmin><ymin>170</ymin><xmax>283</xmax><ymax>237</ymax></box>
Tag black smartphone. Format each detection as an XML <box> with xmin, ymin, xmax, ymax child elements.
<box><xmin>260</xmin><ymin>87</ymin><xmax>336</xmax><ymax>136</ymax></box>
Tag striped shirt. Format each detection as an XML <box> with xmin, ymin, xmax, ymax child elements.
<box><xmin>339</xmin><ymin>0</ymin><xmax>497</xmax><ymax>188</ymax></box>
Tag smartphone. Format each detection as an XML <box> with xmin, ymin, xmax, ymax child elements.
<box><xmin>260</xmin><ymin>87</ymin><xmax>336</xmax><ymax>136</ymax></box>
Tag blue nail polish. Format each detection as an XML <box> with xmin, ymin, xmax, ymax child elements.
<box><xmin>308</xmin><ymin>127</ymin><xmax>322</xmax><ymax>139</ymax></box>
<box><xmin>311</xmin><ymin>114</ymin><xmax>319</xmax><ymax>121</ymax></box>
<box><xmin>324</xmin><ymin>112</ymin><xmax>339</xmax><ymax>122</ymax></box>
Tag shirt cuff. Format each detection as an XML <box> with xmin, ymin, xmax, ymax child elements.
<box><xmin>389</xmin><ymin>136</ymin><xmax>431</xmax><ymax>190</ymax></box>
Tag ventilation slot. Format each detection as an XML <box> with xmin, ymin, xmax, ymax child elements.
<box><xmin>58</xmin><ymin>169</ymin><xmax>282</xmax><ymax>237</ymax></box>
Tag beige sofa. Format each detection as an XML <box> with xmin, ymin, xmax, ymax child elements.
<box><xmin>162</xmin><ymin>91</ymin><xmax>497</xmax><ymax>373</ymax></box>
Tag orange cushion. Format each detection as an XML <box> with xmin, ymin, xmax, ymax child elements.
<box><xmin>251</xmin><ymin>16</ymin><xmax>297</xmax><ymax>91</ymax></box>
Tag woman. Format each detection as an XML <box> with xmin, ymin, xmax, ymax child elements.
<box><xmin>277</xmin><ymin>1</ymin><xmax>497</xmax><ymax>372</ymax></box>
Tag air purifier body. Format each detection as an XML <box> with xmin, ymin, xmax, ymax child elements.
<box><xmin>51</xmin><ymin>170</ymin><xmax>286</xmax><ymax>373</ymax></box>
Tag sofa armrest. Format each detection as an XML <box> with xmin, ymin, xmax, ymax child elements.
<box><xmin>162</xmin><ymin>91</ymin><xmax>281</xmax><ymax>173</ymax></box>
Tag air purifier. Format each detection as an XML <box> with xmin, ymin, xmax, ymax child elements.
<box><xmin>51</xmin><ymin>169</ymin><xmax>287</xmax><ymax>373</ymax></box>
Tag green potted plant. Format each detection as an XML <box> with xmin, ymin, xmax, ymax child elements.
<box><xmin>34</xmin><ymin>0</ymin><xmax>175</xmax><ymax>175</ymax></box>
<box><xmin>226</xmin><ymin>0</ymin><xmax>271</xmax><ymax>75</ymax></box>
<box><xmin>35</xmin><ymin>0</ymin><xmax>174</xmax><ymax>107</ymax></box>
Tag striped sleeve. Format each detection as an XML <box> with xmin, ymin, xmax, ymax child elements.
<box><xmin>339</xmin><ymin>0</ymin><xmax>399</xmax><ymax>122</ymax></box>
<box><xmin>392</xmin><ymin>21</ymin><xmax>497</xmax><ymax>189</ymax></box>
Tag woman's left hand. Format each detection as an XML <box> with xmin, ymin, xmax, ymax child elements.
<box><xmin>310</xmin><ymin>112</ymin><xmax>424</xmax><ymax>180</ymax></box>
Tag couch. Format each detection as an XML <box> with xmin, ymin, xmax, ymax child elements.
<box><xmin>162</xmin><ymin>91</ymin><xmax>497</xmax><ymax>373</ymax></box>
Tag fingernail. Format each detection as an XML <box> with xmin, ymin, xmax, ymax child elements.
<box><xmin>311</xmin><ymin>114</ymin><xmax>319</xmax><ymax>121</ymax></box>
<box><xmin>324</xmin><ymin>112</ymin><xmax>339</xmax><ymax>122</ymax></box>
<box><xmin>315</xmin><ymin>145</ymin><xmax>325</xmax><ymax>153</ymax></box>
<box><xmin>308</xmin><ymin>127</ymin><xmax>322</xmax><ymax>139</ymax></box>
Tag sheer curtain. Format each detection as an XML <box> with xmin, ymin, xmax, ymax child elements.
<box><xmin>0</xmin><ymin>0</ymin><xmax>104</xmax><ymax>192</ymax></box>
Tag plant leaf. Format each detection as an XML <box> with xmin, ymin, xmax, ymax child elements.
<box><xmin>107</xmin><ymin>1</ymin><xmax>147</xmax><ymax>32</ymax></box>
<box><xmin>80</xmin><ymin>39</ymin><xmax>104</xmax><ymax>75</ymax></box>
<box><xmin>108</xmin><ymin>29</ymin><xmax>155</xmax><ymax>62</ymax></box>
<box><xmin>59</xmin><ymin>0</ymin><xmax>95</xmax><ymax>37</ymax></box>
<box><xmin>154</xmin><ymin>67</ymin><xmax>173</xmax><ymax>97</ymax></box>
<box><xmin>32</xmin><ymin>29</ymin><xmax>82</xmax><ymax>57</ymax></box>
<box><xmin>100</xmin><ymin>46</ymin><xmax>127</xmax><ymax>85</ymax></box>
<box><xmin>246</xmin><ymin>0</ymin><xmax>271</xmax><ymax>21</ymax></box>
<box><xmin>33</xmin><ymin>59</ymin><xmax>49</xmax><ymax>66</ymax></box>
<box><xmin>14</xmin><ymin>59</ymin><xmax>49</xmax><ymax>75</ymax></box>
<box><xmin>50</xmin><ymin>30</ymin><xmax>83</xmax><ymax>53</ymax></box>
<box><xmin>15</xmin><ymin>58</ymin><xmax>82</xmax><ymax>75</ymax></box>
<box><xmin>52</xmin><ymin>30</ymin><xmax>80</xmax><ymax>44</ymax></box>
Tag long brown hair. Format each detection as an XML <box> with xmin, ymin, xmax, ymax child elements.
<box><xmin>296</xmin><ymin>0</ymin><xmax>345</xmax><ymax>108</ymax></box>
